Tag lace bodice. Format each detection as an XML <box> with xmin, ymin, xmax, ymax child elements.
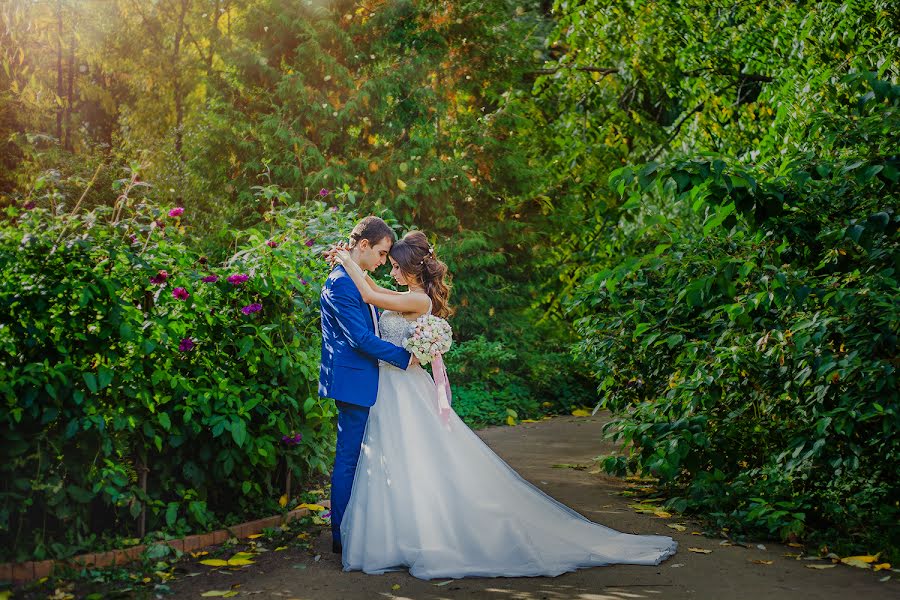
<box><xmin>379</xmin><ymin>310</ymin><xmax>415</xmax><ymax>346</ymax></box>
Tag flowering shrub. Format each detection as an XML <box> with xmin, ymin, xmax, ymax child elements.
<box><xmin>0</xmin><ymin>191</ymin><xmax>357</xmax><ymax>562</ymax></box>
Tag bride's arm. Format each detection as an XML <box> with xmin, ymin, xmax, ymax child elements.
<box><xmin>362</xmin><ymin>273</ymin><xmax>404</xmax><ymax>296</ymax></box>
<box><xmin>337</xmin><ymin>251</ymin><xmax>431</xmax><ymax>313</ymax></box>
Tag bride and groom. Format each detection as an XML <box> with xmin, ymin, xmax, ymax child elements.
<box><xmin>319</xmin><ymin>216</ymin><xmax>677</xmax><ymax>580</ymax></box>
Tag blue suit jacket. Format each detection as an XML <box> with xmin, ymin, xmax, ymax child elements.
<box><xmin>319</xmin><ymin>265</ymin><xmax>411</xmax><ymax>407</ymax></box>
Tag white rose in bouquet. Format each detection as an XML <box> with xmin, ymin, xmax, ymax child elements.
<box><xmin>403</xmin><ymin>314</ymin><xmax>453</xmax><ymax>365</ymax></box>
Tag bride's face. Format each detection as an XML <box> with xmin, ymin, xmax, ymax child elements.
<box><xmin>389</xmin><ymin>258</ymin><xmax>412</xmax><ymax>287</ymax></box>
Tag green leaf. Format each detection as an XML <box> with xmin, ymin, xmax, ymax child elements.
<box><xmin>83</xmin><ymin>372</ymin><xmax>98</xmax><ymax>394</ymax></box>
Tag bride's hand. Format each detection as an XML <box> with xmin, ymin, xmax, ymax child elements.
<box><xmin>334</xmin><ymin>249</ymin><xmax>353</xmax><ymax>266</ymax></box>
<box><xmin>323</xmin><ymin>242</ymin><xmax>349</xmax><ymax>266</ymax></box>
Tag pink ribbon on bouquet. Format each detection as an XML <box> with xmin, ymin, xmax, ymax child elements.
<box><xmin>431</xmin><ymin>353</ymin><xmax>453</xmax><ymax>424</ymax></box>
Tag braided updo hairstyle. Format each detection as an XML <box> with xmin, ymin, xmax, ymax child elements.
<box><xmin>389</xmin><ymin>231</ymin><xmax>452</xmax><ymax>318</ymax></box>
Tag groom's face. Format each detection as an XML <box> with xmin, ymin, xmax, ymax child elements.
<box><xmin>358</xmin><ymin>236</ymin><xmax>393</xmax><ymax>272</ymax></box>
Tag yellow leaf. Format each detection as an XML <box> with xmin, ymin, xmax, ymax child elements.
<box><xmin>369</xmin><ymin>161</ymin><xmax>379</xmax><ymax>173</ymax></box>
<box><xmin>521</xmin><ymin>419</ymin><xmax>539</xmax><ymax>423</ymax></box>
<box><xmin>396</xmin><ymin>178</ymin><xmax>407</xmax><ymax>191</ymax></box>
<box><xmin>392</xmin><ymin>584</ymin><xmax>401</xmax><ymax>590</ymax></box>
<box><xmin>142</xmin><ymin>577</ymin><xmax>152</xmax><ymax>583</ymax></box>
<box><xmin>199</xmin><ymin>559</ymin><xmax>229</xmax><ymax>567</ymax></box>
<box><xmin>840</xmin><ymin>555</ymin><xmax>878</xmax><ymax>564</ymax></box>
<box><xmin>653</xmin><ymin>511</ymin><xmax>672</xmax><ymax>518</ymax></box>
<box><xmin>506</xmin><ymin>415</ymin><xmax>517</xmax><ymax>426</ymax></box>
<box><xmin>874</xmin><ymin>563</ymin><xmax>891</xmax><ymax>571</ymax></box>
<box><xmin>201</xmin><ymin>592</ymin><xmax>232</xmax><ymax>598</ymax></box>
<box><xmin>191</xmin><ymin>551</ymin><xmax>209</xmax><ymax>558</ymax></box>
<box><xmin>0</xmin><ymin>592</ymin><xmax>9</xmax><ymax>600</ymax></box>
<box><xmin>667</xmin><ymin>524</ymin><xmax>687</xmax><ymax>532</ymax></box>
<box><xmin>295</xmin><ymin>503</ymin><xmax>327</xmax><ymax>512</ymax></box>
<box><xmin>275</xmin><ymin>546</ymin><xmax>288</xmax><ymax>551</ymax></box>
<box><xmin>230</xmin><ymin>552</ymin><xmax>256</xmax><ymax>561</ymax></box>
<box><xmin>224</xmin><ymin>593</ymin><xmax>239</xmax><ymax>598</ymax></box>
<box><xmin>691</xmin><ymin>531</ymin><xmax>702</xmax><ymax>535</ymax></box>
<box><xmin>227</xmin><ymin>559</ymin><xmax>255</xmax><ymax>566</ymax></box>
<box><xmin>787</xmin><ymin>542</ymin><xmax>804</xmax><ymax>548</ymax></box>
<box><xmin>279</xmin><ymin>494</ymin><xmax>288</xmax><ymax>508</ymax></box>
<box><xmin>806</xmin><ymin>564</ymin><xmax>837</xmax><ymax>569</ymax></box>
<box><xmin>750</xmin><ymin>559</ymin><xmax>774</xmax><ymax>565</ymax></box>
<box><xmin>688</xmin><ymin>547</ymin><xmax>712</xmax><ymax>554</ymax></box>
<box><xmin>841</xmin><ymin>557</ymin><xmax>874</xmax><ymax>569</ymax></box>
<box><xmin>247</xmin><ymin>534</ymin><xmax>264</xmax><ymax>539</ymax></box>
<box><xmin>571</xmin><ymin>409</ymin><xmax>591</xmax><ymax>417</ymax></box>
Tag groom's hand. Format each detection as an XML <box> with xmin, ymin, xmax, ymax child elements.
<box><xmin>408</xmin><ymin>355</ymin><xmax>420</xmax><ymax>368</ymax></box>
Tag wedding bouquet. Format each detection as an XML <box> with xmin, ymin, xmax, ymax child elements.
<box><xmin>403</xmin><ymin>315</ymin><xmax>454</xmax><ymax>423</ymax></box>
<box><xmin>402</xmin><ymin>314</ymin><xmax>453</xmax><ymax>365</ymax></box>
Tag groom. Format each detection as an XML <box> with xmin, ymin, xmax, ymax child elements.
<box><xmin>319</xmin><ymin>216</ymin><xmax>414</xmax><ymax>554</ymax></box>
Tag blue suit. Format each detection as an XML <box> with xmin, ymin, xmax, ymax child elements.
<box><xmin>319</xmin><ymin>265</ymin><xmax>410</xmax><ymax>547</ymax></box>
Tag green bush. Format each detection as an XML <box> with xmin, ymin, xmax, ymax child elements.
<box><xmin>0</xmin><ymin>183</ymin><xmax>353</xmax><ymax>562</ymax></box>
<box><xmin>570</xmin><ymin>73</ymin><xmax>899</xmax><ymax>559</ymax></box>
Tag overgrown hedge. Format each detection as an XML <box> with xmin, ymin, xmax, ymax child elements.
<box><xmin>570</xmin><ymin>73</ymin><xmax>899</xmax><ymax>560</ymax></box>
<box><xmin>0</xmin><ymin>188</ymin><xmax>350</xmax><ymax>562</ymax></box>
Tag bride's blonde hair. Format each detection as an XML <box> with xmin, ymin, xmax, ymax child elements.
<box><xmin>389</xmin><ymin>231</ymin><xmax>452</xmax><ymax>318</ymax></box>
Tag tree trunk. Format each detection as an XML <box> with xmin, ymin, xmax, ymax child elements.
<box><xmin>55</xmin><ymin>0</ymin><xmax>63</xmax><ymax>142</ymax></box>
<box><xmin>64</xmin><ymin>28</ymin><xmax>76</xmax><ymax>151</ymax></box>
<box><xmin>172</xmin><ymin>0</ymin><xmax>189</xmax><ymax>164</ymax></box>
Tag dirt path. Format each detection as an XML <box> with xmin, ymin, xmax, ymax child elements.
<box><xmin>167</xmin><ymin>414</ymin><xmax>896</xmax><ymax>599</ymax></box>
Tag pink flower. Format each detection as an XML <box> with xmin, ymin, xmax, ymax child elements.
<box><xmin>227</xmin><ymin>273</ymin><xmax>249</xmax><ymax>285</ymax></box>
<box><xmin>241</xmin><ymin>302</ymin><xmax>262</xmax><ymax>315</ymax></box>
<box><xmin>149</xmin><ymin>270</ymin><xmax>169</xmax><ymax>285</ymax></box>
<box><xmin>319</xmin><ymin>188</ymin><xmax>330</xmax><ymax>197</ymax></box>
<box><xmin>24</xmin><ymin>201</ymin><xmax>36</xmax><ymax>210</ymax></box>
<box><xmin>266</xmin><ymin>239</ymin><xmax>278</xmax><ymax>248</ymax></box>
<box><xmin>305</xmin><ymin>238</ymin><xmax>315</xmax><ymax>247</ymax></box>
<box><xmin>179</xmin><ymin>338</ymin><xmax>194</xmax><ymax>352</ymax></box>
<box><xmin>173</xmin><ymin>287</ymin><xmax>189</xmax><ymax>300</ymax></box>
<box><xmin>201</xmin><ymin>275</ymin><xmax>219</xmax><ymax>283</ymax></box>
<box><xmin>168</xmin><ymin>207</ymin><xmax>184</xmax><ymax>217</ymax></box>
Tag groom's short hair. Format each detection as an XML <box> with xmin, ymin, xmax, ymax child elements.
<box><xmin>349</xmin><ymin>216</ymin><xmax>396</xmax><ymax>248</ymax></box>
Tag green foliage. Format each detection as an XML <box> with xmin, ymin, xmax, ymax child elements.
<box><xmin>0</xmin><ymin>182</ymin><xmax>351</xmax><ymax>562</ymax></box>
<box><xmin>571</xmin><ymin>73</ymin><xmax>899</xmax><ymax>560</ymax></box>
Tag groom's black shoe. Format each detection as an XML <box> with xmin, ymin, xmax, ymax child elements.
<box><xmin>332</xmin><ymin>541</ymin><xmax>342</xmax><ymax>554</ymax></box>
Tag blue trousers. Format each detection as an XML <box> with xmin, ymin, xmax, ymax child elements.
<box><xmin>331</xmin><ymin>400</ymin><xmax>370</xmax><ymax>545</ymax></box>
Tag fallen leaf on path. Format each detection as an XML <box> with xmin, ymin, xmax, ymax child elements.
<box><xmin>783</xmin><ymin>553</ymin><xmax>801</xmax><ymax>559</ymax></box>
<box><xmin>805</xmin><ymin>564</ymin><xmax>836</xmax><ymax>569</ymax></box>
<box><xmin>434</xmin><ymin>580</ymin><xmax>454</xmax><ymax>586</ymax></box>
<box><xmin>391</xmin><ymin>584</ymin><xmax>401</xmax><ymax>590</ymax></box>
<box><xmin>839</xmin><ymin>555</ymin><xmax>878</xmax><ymax>569</ymax></box>
<box><xmin>275</xmin><ymin>546</ymin><xmax>288</xmax><ymax>551</ymax></box>
<box><xmin>295</xmin><ymin>503</ymin><xmax>327</xmax><ymax>512</ymax></box>
<box><xmin>691</xmin><ymin>531</ymin><xmax>702</xmax><ymax>535</ymax></box>
<box><xmin>787</xmin><ymin>542</ymin><xmax>804</xmax><ymax>548</ymax></box>
<box><xmin>199</xmin><ymin>559</ymin><xmax>229</xmax><ymax>567</ymax></box>
<box><xmin>247</xmin><ymin>534</ymin><xmax>264</xmax><ymax>539</ymax></box>
<box><xmin>750</xmin><ymin>560</ymin><xmax>774</xmax><ymax>565</ymax></box>
<box><xmin>571</xmin><ymin>409</ymin><xmax>591</xmax><ymax>417</ymax></box>
<box><xmin>879</xmin><ymin>575</ymin><xmax>891</xmax><ymax>582</ymax></box>
<box><xmin>231</xmin><ymin>552</ymin><xmax>256</xmax><ymax>561</ymax></box>
<box><xmin>669</xmin><ymin>563</ymin><xmax>685</xmax><ymax>568</ymax></box>
<box><xmin>552</xmin><ymin>463</ymin><xmax>587</xmax><ymax>470</ymax></box>
<box><xmin>227</xmin><ymin>559</ymin><xmax>255</xmax><ymax>566</ymax></box>
<box><xmin>291</xmin><ymin>564</ymin><xmax>307</xmax><ymax>570</ymax></box>
<box><xmin>719</xmin><ymin>540</ymin><xmax>734</xmax><ymax>546</ymax></box>
<box><xmin>874</xmin><ymin>563</ymin><xmax>891</xmax><ymax>571</ymax></box>
<box><xmin>191</xmin><ymin>551</ymin><xmax>209</xmax><ymax>558</ymax></box>
<box><xmin>653</xmin><ymin>511</ymin><xmax>672</xmax><ymax>518</ymax></box>
<box><xmin>200</xmin><ymin>592</ymin><xmax>238</xmax><ymax>598</ymax></box>
<box><xmin>688</xmin><ymin>547</ymin><xmax>712</xmax><ymax>554</ymax></box>
<box><xmin>667</xmin><ymin>524</ymin><xmax>687</xmax><ymax>532</ymax></box>
<box><xmin>756</xmin><ymin>544</ymin><xmax>767</xmax><ymax>550</ymax></box>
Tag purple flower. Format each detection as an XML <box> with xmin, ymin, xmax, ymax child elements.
<box><xmin>201</xmin><ymin>275</ymin><xmax>219</xmax><ymax>283</ymax></box>
<box><xmin>155</xmin><ymin>219</ymin><xmax>166</xmax><ymax>229</ymax></box>
<box><xmin>24</xmin><ymin>201</ymin><xmax>36</xmax><ymax>210</ymax></box>
<box><xmin>149</xmin><ymin>270</ymin><xmax>169</xmax><ymax>285</ymax></box>
<box><xmin>321</xmin><ymin>510</ymin><xmax>331</xmax><ymax>519</ymax></box>
<box><xmin>241</xmin><ymin>302</ymin><xmax>262</xmax><ymax>315</ymax></box>
<box><xmin>266</xmin><ymin>240</ymin><xmax>278</xmax><ymax>248</ymax></box>
<box><xmin>178</xmin><ymin>338</ymin><xmax>194</xmax><ymax>352</ymax></box>
<box><xmin>168</xmin><ymin>207</ymin><xmax>184</xmax><ymax>217</ymax></box>
<box><xmin>330</xmin><ymin>206</ymin><xmax>338</xmax><ymax>212</ymax></box>
<box><xmin>304</xmin><ymin>238</ymin><xmax>315</xmax><ymax>247</ymax></box>
<box><xmin>226</xmin><ymin>273</ymin><xmax>249</xmax><ymax>285</ymax></box>
<box><xmin>318</xmin><ymin>188</ymin><xmax>330</xmax><ymax>197</ymax></box>
<box><xmin>173</xmin><ymin>287</ymin><xmax>189</xmax><ymax>300</ymax></box>
<box><xmin>281</xmin><ymin>432</ymin><xmax>303</xmax><ymax>445</ymax></box>
<box><xmin>298</xmin><ymin>276</ymin><xmax>308</xmax><ymax>285</ymax></box>
<box><xmin>129</xmin><ymin>234</ymin><xmax>138</xmax><ymax>244</ymax></box>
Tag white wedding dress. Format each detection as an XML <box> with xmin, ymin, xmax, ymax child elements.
<box><xmin>340</xmin><ymin>309</ymin><xmax>677</xmax><ymax>580</ymax></box>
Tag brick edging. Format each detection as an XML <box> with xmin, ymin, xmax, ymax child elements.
<box><xmin>0</xmin><ymin>500</ymin><xmax>330</xmax><ymax>584</ymax></box>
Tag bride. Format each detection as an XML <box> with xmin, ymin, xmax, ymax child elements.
<box><xmin>331</xmin><ymin>231</ymin><xmax>677</xmax><ymax>580</ymax></box>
